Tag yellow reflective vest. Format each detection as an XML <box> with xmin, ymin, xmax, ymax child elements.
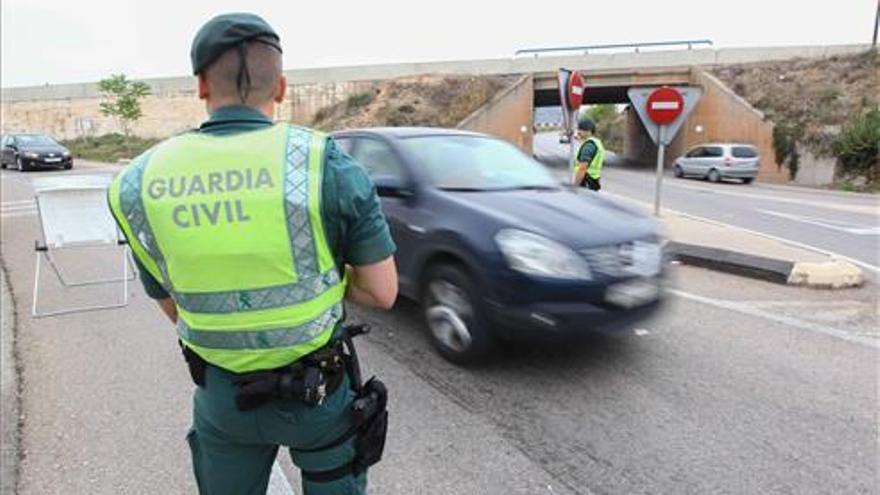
<box><xmin>108</xmin><ymin>123</ymin><xmax>346</xmax><ymax>373</ymax></box>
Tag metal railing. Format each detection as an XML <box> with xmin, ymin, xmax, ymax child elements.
<box><xmin>515</xmin><ymin>40</ymin><xmax>714</xmax><ymax>57</ymax></box>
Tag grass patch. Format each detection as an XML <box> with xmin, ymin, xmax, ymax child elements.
<box><xmin>62</xmin><ymin>133</ymin><xmax>159</xmax><ymax>162</ymax></box>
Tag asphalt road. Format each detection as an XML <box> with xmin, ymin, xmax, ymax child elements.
<box><xmin>534</xmin><ymin>132</ymin><xmax>880</xmax><ymax>274</ymax></box>
<box><xmin>2</xmin><ymin>165</ymin><xmax>878</xmax><ymax>494</ymax></box>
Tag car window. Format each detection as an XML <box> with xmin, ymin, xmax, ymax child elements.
<box><xmin>16</xmin><ymin>134</ymin><xmax>58</xmax><ymax>146</ymax></box>
<box><xmin>351</xmin><ymin>138</ymin><xmax>404</xmax><ymax>179</ymax></box>
<box><xmin>686</xmin><ymin>147</ymin><xmax>703</xmax><ymax>158</ymax></box>
<box><xmin>333</xmin><ymin>136</ymin><xmax>356</xmax><ymax>155</ymax></box>
<box><xmin>732</xmin><ymin>146</ymin><xmax>758</xmax><ymax>158</ymax></box>
<box><xmin>398</xmin><ymin>135</ymin><xmax>557</xmax><ymax>190</ymax></box>
<box><xmin>705</xmin><ymin>147</ymin><xmax>724</xmax><ymax>158</ymax></box>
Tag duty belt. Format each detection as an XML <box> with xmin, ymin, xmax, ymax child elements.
<box><xmin>180</xmin><ymin>336</ymin><xmax>347</xmax><ymax>410</ymax></box>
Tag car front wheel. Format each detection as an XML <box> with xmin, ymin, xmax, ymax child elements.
<box><xmin>422</xmin><ymin>264</ymin><xmax>494</xmax><ymax>364</ymax></box>
<box><xmin>674</xmin><ymin>165</ymin><xmax>684</xmax><ymax>178</ymax></box>
<box><xmin>17</xmin><ymin>157</ymin><xmax>30</xmax><ymax>172</ymax></box>
<box><xmin>742</xmin><ymin>177</ymin><xmax>754</xmax><ymax>184</ymax></box>
<box><xmin>708</xmin><ymin>169</ymin><xmax>720</xmax><ymax>183</ymax></box>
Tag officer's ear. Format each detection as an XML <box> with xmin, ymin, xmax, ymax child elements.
<box><xmin>197</xmin><ymin>73</ymin><xmax>210</xmax><ymax>101</ymax></box>
<box><xmin>273</xmin><ymin>75</ymin><xmax>287</xmax><ymax>104</ymax></box>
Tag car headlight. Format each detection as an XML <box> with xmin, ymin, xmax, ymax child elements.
<box><xmin>23</xmin><ymin>152</ymin><xmax>39</xmax><ymax>159</ymax></box>
<box><xmin>62</xmin><ymin>150</ymin><xmax>71</xmax><ymax>157</ymax></box>
<box><xmin>495</xmin><ymin>229</ymin><xmax>592</xmax><ymax>280</ymax></box>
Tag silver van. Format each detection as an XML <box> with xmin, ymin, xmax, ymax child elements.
<box><xmin>673</xmin><ymin>143</ymin><xmax>759</xmax><ymax>184</ymax></box>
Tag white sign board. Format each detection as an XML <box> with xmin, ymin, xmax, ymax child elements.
<box><xmin>32</xmin><ymin>175</ymin><xmax>119</xmax><ymax>249</ymax></box>
<box><xmin>627</xmin><ymin>86</ymin><xmax>702</xmax><ymax>145</ymax></box>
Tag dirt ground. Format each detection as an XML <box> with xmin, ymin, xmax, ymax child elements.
<box><xmin>711</xmin><ymin>50</ymin><xmax>880</xmax><ymax>154</ymax></box>
<box><xmin>311</xmin><ymin>75</ymin><xmax>513</xmax><ymax>131</ymax></box>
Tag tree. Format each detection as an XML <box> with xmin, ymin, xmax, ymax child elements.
<box><xmin>97</xmin><ymin>74</ymin><xmax>151</xmax><ymax>136</ymax></box>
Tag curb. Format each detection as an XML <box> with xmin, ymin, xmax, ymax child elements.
<box><xmin>667</xmin><ymin>242</ymin><xmax>863</xmax><ymax>288</ymax></box>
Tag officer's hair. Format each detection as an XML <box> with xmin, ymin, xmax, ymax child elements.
<box><xmin>203</xmin><ymin>39</ymin><xmax>282</xmax><ymax>105</ymax></box>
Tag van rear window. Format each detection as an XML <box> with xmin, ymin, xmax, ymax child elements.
<box><xmin>732</xmin><ymin>146</ymin><xmax>758</xmax><ymax>158</ymax></box>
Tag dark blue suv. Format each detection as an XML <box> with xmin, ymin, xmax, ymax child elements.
<box><xmin>333</xmin><ymin>128</ymin><xmax>665</xmax><ymax>363</ymax></box>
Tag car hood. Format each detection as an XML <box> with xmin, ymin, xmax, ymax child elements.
<box><xmin>440</xmin><ymin>187</ymin><xmax>658</xmax><ymax>248</ymax></box>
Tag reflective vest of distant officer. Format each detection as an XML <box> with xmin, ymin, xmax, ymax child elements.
<box><xmin>108</xmin><ymin>13</ymin><xmax>397</xmax><ymax>495</ymax></box>
<box><xmin>572</xmin><ymin>116</ymin><xmax>605</xmax><ymax>191</ymax></box>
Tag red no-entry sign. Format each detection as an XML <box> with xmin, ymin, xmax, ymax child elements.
<box><xmin>568</xmin><ymin>72</ymin><xmax>584</xmax><ymax>110</ymax></box>
<box><xmin>646</xmin><ymin>87</ymin><xmax>684</xmax><ymax>125</ymax></box>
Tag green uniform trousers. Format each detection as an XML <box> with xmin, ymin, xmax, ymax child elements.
<box><xmin>187</xmin><ymin>364</ymin><xmax>367</xmax><ymax>495</ymax></box>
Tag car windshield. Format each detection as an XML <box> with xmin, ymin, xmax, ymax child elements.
<box><xmin>398</xmin><ymin>135</ymin><xmax>558</xmax><ymax>191</ymax></box>
<box><xmin>16</xmin><ymin>134</ymin><xmax>58</xmax><ymax>146</ymax></box>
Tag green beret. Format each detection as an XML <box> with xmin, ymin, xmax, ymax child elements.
<box><xmin>190</xmin><ymin>13</ymin><xmax>281</xmax><ymax>75</ymax></box>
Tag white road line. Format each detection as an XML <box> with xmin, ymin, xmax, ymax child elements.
<box><xmin>0</xmin><ymin>211</ymin><xmax>36</xmax><ymax>218</ymax></box>
<box><xmin>667</xmin><ymin>288</ymin><xmax>880</xmax><ymax>350</ymax></box>
<box><xmin>0</xmin><ymin>200</ymin><xmax>35</xmax><ymax>207</ymax></box>
<box><xmin>267</xmin><ymin>461</ymin><xmax>295</xmax><ymax>495</ymax></box>
<box><xmin>758</xmin><ymin>209</ymin><xmax>880</xmax><ymax>235</ymax></box>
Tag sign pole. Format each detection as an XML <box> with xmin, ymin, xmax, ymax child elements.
<box><xmin>654</xmin><ymin>125</ymin><xmax>666</xmax><ymax>216</ymax></box>
<box><xmin>569</xmin><ymin>114</ymin><xmax>578</xmax><ymax>184</ymax></box>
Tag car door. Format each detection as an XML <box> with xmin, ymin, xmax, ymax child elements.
<box><xmin>346</xmin><ymin>136</ymin><xmax>422</xmax><ymax>289</ymax></box>
<box><xmin>0</xmin><ymin>136</ymin><xmax>13</xmax><ymax>166</ymax></box>
<box><xmin>704</xmin><ymin>146</ymin><xmax>725</xmax><ymax>172</ymax></box>
<box><xmin>681</xmin><ymin>146</ymin><xmax>703</xmax><ymax>175</ymax></box>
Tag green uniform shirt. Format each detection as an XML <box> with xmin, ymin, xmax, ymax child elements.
<box><xmin>133</xmin><ymin>105</ymin><xmax>396</xmax><ymax>299</ymax></box>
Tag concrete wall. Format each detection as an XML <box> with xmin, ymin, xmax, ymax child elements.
<box><xmin>458</xmin><ymin>76</ymin><xmax>534</xmax><ymax>151</ymax></box>
<box><xmin>794</xmin><ymin>147</ymin><xmax>837</xmax><ymax>186</ymax></box>
<box><xmin>288</xmin><ymin>80</ymin><xmax>378</xmax><ymax>125</ymax></box>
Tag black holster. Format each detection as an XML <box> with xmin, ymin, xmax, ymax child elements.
<box><xmin>296</xmin><ymin>324</ymin><xmax>390</xmax><ymax>483</ymax></box>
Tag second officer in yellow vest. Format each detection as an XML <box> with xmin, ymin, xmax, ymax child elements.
<box><xmin>572</xmin><ymin>116</ymin><xmax>605</xmax><ymax>191</ymax></box>
<box><xmin>108</xmin><ymin>13</ymin><xmax>397</xmax><ymax>495</ymax></box>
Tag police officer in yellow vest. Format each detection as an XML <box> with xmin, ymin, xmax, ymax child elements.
<box><xmin>572</xmin><ymin>116</ymin><xmax>605</xmax><ymax>191</ymax></box>
<box><xmin>108</xmin><ymin>13</ymin><xmax>398</xmax><ymax>495</ymax></box>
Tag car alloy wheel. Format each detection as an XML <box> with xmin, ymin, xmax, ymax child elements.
<box><xmin>426</xmin><ymin>280</ymin><xmax>473</xmax><ymax>353</ymax></box>
<box><xmin>17</xmin><ymin>157</ymin><xmax>28</xmax><ymax>172</ymax></box>
<box><xmin>422</xmin><ymin>264</ymin><xmax>494</xmax><ymax>364</ymax></box>
<box><xmin>708</xmin><ymin>169</ymin><xmax>720</xmax><ymax>183</ymax></box>
<box><xmin>674</xmin><ymin>165</ymin><xmax>684</xmax><ymax>178</ymax></box>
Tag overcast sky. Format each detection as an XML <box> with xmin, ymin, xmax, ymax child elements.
<box><xmin>1</xmin><ymin>0</ymin><xmax>876</xmax><ymax>88</ymax></box>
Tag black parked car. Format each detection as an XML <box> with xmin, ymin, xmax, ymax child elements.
<box><xmin>333</xmin><ymin>128</ymin><xmax>665</xmax><ymax>363</ymax></box>
<box><xmin>1</xmin><ymin>133</ymin><xmax>73</xmax><ymax>171</ymax></box>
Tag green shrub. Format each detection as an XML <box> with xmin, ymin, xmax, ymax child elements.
<box><xmin>772</xmin><ymin>121</ymin><xmax>804</xmax><ymax>180</ymax></box>
<box><xmin>833</xmin><ymin>107</ymin><xmax>880</xmax><ymax>183</ymax></box>
<box><xmin>62</xmin><ymin>133</ymin><xmax>159</xmax><ymax>163</ymax></box>
<box><xmin>345</xmin><ymin>91</ymin><xmax>375</xmax><ymax>110</ymax></box>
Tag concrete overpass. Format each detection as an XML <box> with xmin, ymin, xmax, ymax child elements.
<box><xmin>1</xmin><ymin>43</ymin><xmax>871</xmax><ymax>182</ymax></box>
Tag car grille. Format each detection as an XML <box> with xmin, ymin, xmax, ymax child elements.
<box><xmin>581</xmin><ymin>240</ymin><xmax>662</xmax><ymax>278</ymax></box>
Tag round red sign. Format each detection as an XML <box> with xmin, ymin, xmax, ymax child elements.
<box><xmin>568</xmin><ymin>72</ymin><xmax>584</xmax><ymax>110</ymax></box>
<box><xmin>646</xmin><ymin>87</ymin><xmax>684</xmax><ymax>125</ymax></box>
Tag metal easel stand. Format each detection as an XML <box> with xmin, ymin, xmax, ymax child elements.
<box><xmin>31</xmin><ymin>240</ymin><xmax>133</xmax><ymax>319</ymax></box>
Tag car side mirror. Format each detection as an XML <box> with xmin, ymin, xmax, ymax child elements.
<box><xmin>374</xmin><ymin>175</ymin><xmax>412</xmax><ymax>199</ymax></box>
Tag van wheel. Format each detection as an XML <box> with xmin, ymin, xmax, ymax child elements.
<box><xmin>422</xmin><ymin>264</ymin><xmax>494</xmax><ymax>364</ymax></box>
<box><xmin>708</xmin><ymin>169</ymin><xmax>721</xmax><ymax>183</ymax></box>
<box><xmin>674</xmin><ymin>165</ymin><xmax>684</xmax><ymax>178</ymax></box>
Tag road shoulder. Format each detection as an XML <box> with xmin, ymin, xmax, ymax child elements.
<box><xmin>1</xmin><ymin>261</ymin><xmax>21</xmax><ymax>495</ymax></box>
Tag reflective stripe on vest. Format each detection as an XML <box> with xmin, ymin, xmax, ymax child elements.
<box><xmin>573</xmin><ymin>137</ymin><xmax>605</xmax><ymax>179</ymax></box>
<box><xmin>108</xmin><ymin>123</ymin><xmax>345</xmax><ymax>372</ymax></box>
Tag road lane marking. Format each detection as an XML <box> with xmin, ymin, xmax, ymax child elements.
<box><xmin>667</xmin><ymin>288</ymin><xmax>880</xmax><ymax>349</ymax></box>
<box><xmin>758</xmin><ymin>209</ymin><xmax>880</xmax><ymax>235</ymax></box>
<box><xmin>267</xmin><ymin>461</ymin><xmax>295</xmax><ymax>495</ymax></box>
